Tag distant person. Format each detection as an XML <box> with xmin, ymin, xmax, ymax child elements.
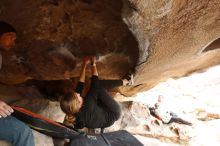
<box><xmin>0</xmin><ymin>21</ymin><xmax>35</xmax><ymax>146</ymax></box>
<box><xmin>60</xmin><ymin>56</ymin><xmax>133</xmax><ymax>129</ymax></box>
<box><xmin>149</xmin><ymin>95</ymin><xmax>192</xmax><ymax>126</ymax></box>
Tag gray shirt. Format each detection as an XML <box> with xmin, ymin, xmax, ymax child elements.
<box><xmin>154</xmin><ymin>103</ymin><xmax>172</xmax><ymax>123</ymax></box>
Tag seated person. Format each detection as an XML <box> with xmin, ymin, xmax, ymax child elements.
<box><xmin>0</xmin><ymin>21</ymin><xmax>34</xmax><ymax>146</ymax></box>
<box><xmin>149</xmin><ymin>95</ymin><xmax>192</xmax><ymax>126</ymax></box>
<box><xmin>60</xmin><ymin>56</ymin><xmax>130</xmax><ymax>129</ymax></box>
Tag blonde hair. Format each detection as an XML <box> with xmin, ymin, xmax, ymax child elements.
<box><xmin>60</xmin><ymin>92</ymin><xmax>82</xmax><ymax>124</ymax></box>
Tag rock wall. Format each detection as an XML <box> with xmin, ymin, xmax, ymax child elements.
<box><xmin>0</xmin><ymin>0</ymin><xmax>139</xmax><ymax>84</ymax></box>
<box><xmin>0</xmin><ymin>0</ymin><xmax>219</xmax><ymax>96</ymax></box>
<box><xmin>120</xmin><ymin>0</ymin><xmax>220</xmax><ymax>95</ymax></box>
<box><xmin>1</xmin><ymin>65</ymin><xmax>220</xmax><ymax>145</ymax></box>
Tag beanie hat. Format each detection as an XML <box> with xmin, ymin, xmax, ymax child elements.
<box><xmin>0</xmin><ymin>21</ymin><xmax>16</xmax><ymax>35</ymax></box>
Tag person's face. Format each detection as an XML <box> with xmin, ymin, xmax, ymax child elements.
<box><xmin>0</xmin><ymin>32</ymin><xmax>16</xmax><ymax>51</ymax></box>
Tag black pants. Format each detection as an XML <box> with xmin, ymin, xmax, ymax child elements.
<box><xmin>95</xmin><ymin>78</ymin><xmax>122</xmax><ymax>119</ymax></box>
<box><xmin>99</xmin><ymin>79</ymin><xmax>123</xmax><ymax>90</ymax></box>
<box><xmin>82</xmin><ymin>76</ymin><xmax>122</xmax><ymax>128</ymax></box>
<box><xmin>168</xmin><ymin>113</ymin><xmax>192</xmax><ymax>126</ymax></box>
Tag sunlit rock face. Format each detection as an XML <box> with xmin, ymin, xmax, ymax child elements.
<box><xmin>0</xmin><ymin>1</ymin><xmax>220</xmax><ymax>92</ymax></box>
<box><xmin>0</xmin><ymin>1</ymin><xmax>220</xmax><ymax>145</ymax></box>
<box><xmin>109</xmin><ymin>101</ymin><xmax>193</xmax><ymax>145</ymax></box>
<box><xmin>120</xmin><ymin>0</ymin><xmax>220</xmax><ymax>95</ymax></box>
<box><xmin>107</xmin><ymin>65</ymin><xmax>220</xmax><ymax>145</ymax></box>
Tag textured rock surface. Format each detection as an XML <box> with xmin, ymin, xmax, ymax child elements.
<box><xmin>0</xmin><ymin>0</ymin><xmax>219</xmax><ymax>96</ymax></box>
<box><xmin>0</xmin><ymin>0</ymin><xmax>138</xmax><ymax>84</ymax></box>
<box><xmin>120</xmin><ymin>0</ymin><xmax>220</xmax><ymax>95</ymax></box>
<box><xmin>107</xmin><ymin>65</ymin><xmax>220</xmax><ymax>145</ymax></box>
<box><xmin>1</xmin><ymin>65</ymin><xmax>220</xmax><ymax>145</ymax></box>
<box><xmin>104</xmin><ymin>100</ymin><xmax>193</xmax><ymax>145</ymax></box>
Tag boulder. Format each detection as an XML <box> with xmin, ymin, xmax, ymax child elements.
<box><xmin>0</xmin><ymin>0</ymin><xmax>219</xmax><ymax>95</ymax></box>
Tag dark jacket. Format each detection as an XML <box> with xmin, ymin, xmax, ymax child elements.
<box><xmin>74</xmin><ymin>76</ymin><xmax>121</xmax><ymax>129</ymax></box>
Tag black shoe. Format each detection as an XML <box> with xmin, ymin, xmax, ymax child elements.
<box><xmin>123</xmin><ymin>73</ymin><xmax>134</xmax><ymax>86</ymax></box>
<box><xmin>128</xmin><ymin>74</ymin><xmax>134</xmax><ymax>86</ymax></box>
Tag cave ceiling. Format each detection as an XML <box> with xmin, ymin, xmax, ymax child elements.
<box><xmin>0</xmin><ymin>0</ymin><xmax>220</xmax><ymax>95</ymax></box>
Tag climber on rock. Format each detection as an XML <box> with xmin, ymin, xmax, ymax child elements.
<box><xmin>60</xmin><ymin>56</ymin><xmax>133</xmax><ymax>130</ymax></box>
